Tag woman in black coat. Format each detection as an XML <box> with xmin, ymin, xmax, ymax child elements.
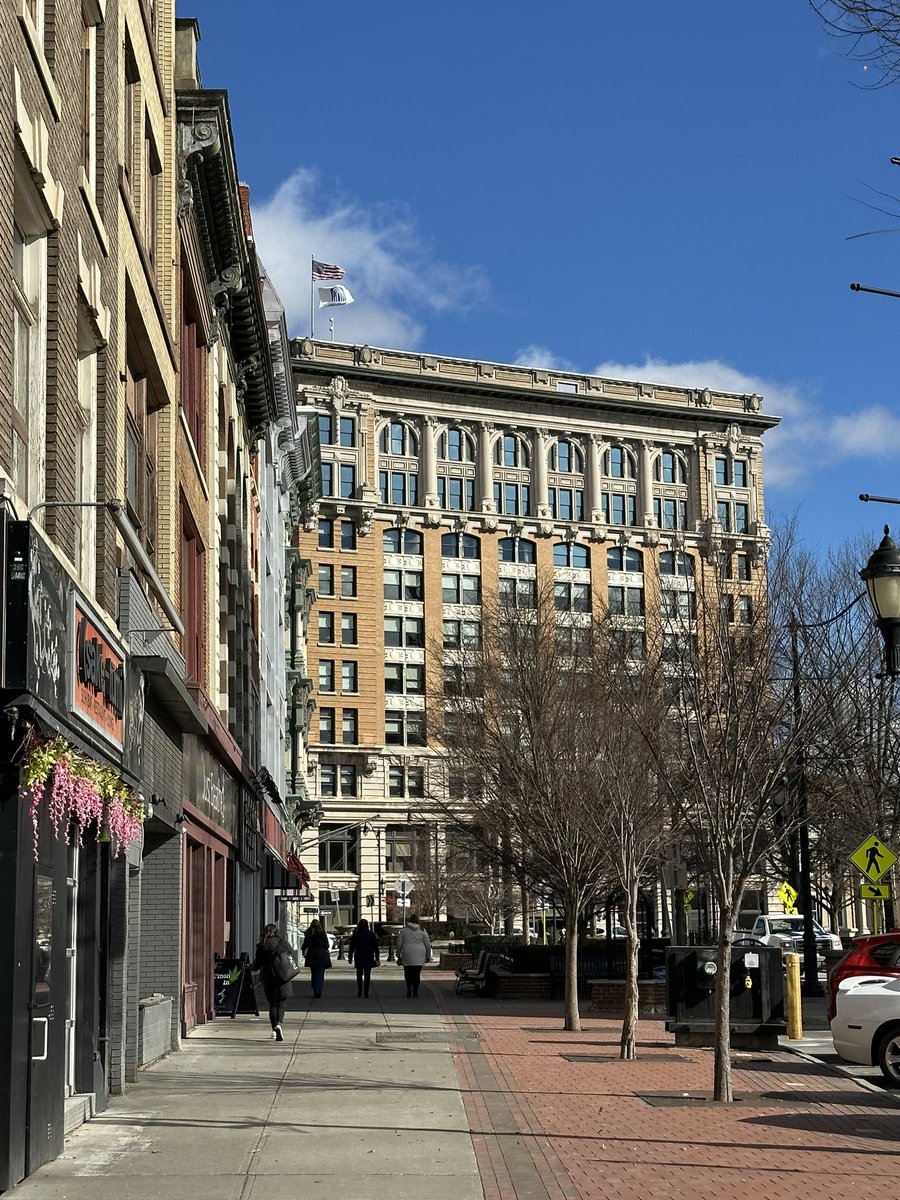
<box><xmin>301</xmin><ymin>920</ymin><xmax>332</xmax><ymax>999</ymax></box>
<box><xmin>348</xmin><ymin>918</ymin><xmax>380</xmax><ymax>998</ymax></box>
<box><xmin>251</xmin><ymin>922</ymin><xmax>294</xmax><ymax>1040</ymax></box>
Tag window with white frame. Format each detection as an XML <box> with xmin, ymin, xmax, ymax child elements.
<box><xmin>379</xmin><ymin>419</ymin><xmax>418</xmax><ymax>456</ymax></box>
<box><xmin>553</xmin><ymin>542</ymin><xmax>590</xmax><ymax>568</ymax></box>
<box><xmin>384</xmin><ymin>615</ymin><xmax>424</xmax><ymax>647</ymax></box>
<box><xmin>383</xmin><ymin>569</ymin><xmax>424</xmax><ymax>601</ymax></box>
<box><xmin>443</xmin><ymin>619</ymin><xmax>481</xmax><ymax>649</ymax></box>
<box><xmin>383</xmin><ymin>526</ymin><xmax>423</xmax><ymax>555</ymax></box>
<box><xmin>385</xmin><ymin>710</ymin><xmax>426</xmax><ymax>746</ymax></box>
<box><xmin>495</xmin><ymin>433</ymin><xmax>530</xmax><ymax>468</ymax></box>
<box><xmin>554</xmin><ymin>582</ymin><xmax>591</xmax><ymax>613</ymax></box>
<box><xmin>499</xmin><ymin>576</ymin><xmax>536</xmax><ymax>609</ymax></box>
<box><xmin>389</xmin><ymin>764</ymin><xmax>425</xmax><ymax>798</ymax></box>
<box><xmin>441</xmin><ymin>532</ymin><xmax>480</xmax><ymax>559</ymax></box>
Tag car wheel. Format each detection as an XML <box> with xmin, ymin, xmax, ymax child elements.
<box><xmin>876</xmin><ymin>1025</ymin><xmax>900</xmax><ymax>1085</ymax></box>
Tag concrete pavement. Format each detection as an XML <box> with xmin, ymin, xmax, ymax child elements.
<box><xmin>8</xmin><ymin>961</ymin><xmax>900</xmax><ymax>1200</ymax></box>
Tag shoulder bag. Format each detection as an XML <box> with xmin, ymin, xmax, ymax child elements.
<box><xmin>271</xmin><ymin>946</ymin><xmax>300</xmax><ymax>983</ymax></box>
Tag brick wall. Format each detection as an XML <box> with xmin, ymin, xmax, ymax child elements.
<box><xmin>139</xmin><ymin>829</ymin><xmax>183</xmax><ymax>1049</ymax></box>
<box><xmin>492</xmin><ymin>972</ymin><xmax>552</xmax><ymax>1000</ymax></box>
<box><xmin>589</xmin><ymin>979</ymin><xmax>667</xmax><ymax>1018</ymax></box>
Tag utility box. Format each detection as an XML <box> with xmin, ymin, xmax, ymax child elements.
<box><xmin>665</xmin><ymin>944</ymin><xmax>786</xmax><ymax>1050</ymax></box>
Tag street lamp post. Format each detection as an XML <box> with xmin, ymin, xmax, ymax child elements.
<box><xmin>790</xmin><ymin>621</ymin><xmax>822</xmax><ymax>998</ymax></box>
<box><xmin>860</xmin><ymin>525</ymin><xmax>900</xmax><ymax>677</ymax></box>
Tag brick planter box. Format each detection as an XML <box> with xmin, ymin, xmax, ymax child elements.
<box><xmin>589</xmin><ymin>979</ymin><xmax>667</xmax><ymax>1018</ymax></box>
<box><xmin>439</xmin><ymin>953</ymin><xmax>472</xmax><ymax>972</ymax></box>
<box><xmin>491</xmin><ymin>970</ymin><xmax>552</xmax><ymax>1000</ymax></box>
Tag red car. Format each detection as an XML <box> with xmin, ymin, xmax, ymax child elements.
<box><xmin>827</xmin><ymin>932</ymin><xmax>900</xmax><ymax>1021</ymax></box>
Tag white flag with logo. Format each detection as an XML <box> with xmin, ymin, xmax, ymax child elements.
<box><xmin>318</xmin><ymin>285</ymin><xmax>354</xmax><ymax>308</ymax></box>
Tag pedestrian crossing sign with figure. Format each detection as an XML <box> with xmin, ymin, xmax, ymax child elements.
<box><xmin>850</xmin><ymin>835</ymin><xmax>897</xmax><ymax>883</ymax></box>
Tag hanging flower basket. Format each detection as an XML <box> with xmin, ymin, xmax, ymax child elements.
<box><xmin>19</xmin><ymin>733</ymin><xmax>144</xmax><ymax>860</ymax></box>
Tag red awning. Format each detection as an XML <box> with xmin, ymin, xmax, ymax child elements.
<box><xmin>287</xmin><ymin>853</ymin><xmax>310</xmax><ymax>888</ymax></box>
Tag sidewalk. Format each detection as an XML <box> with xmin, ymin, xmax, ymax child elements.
<box><xmin>9</xmin><ymin>962</ymin><xmax>900</xmax><ymax>1200</ymax></box>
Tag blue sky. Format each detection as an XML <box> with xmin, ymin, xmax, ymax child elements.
<box><xmin>181</xmin><ymin>0</ymin><xmax>900</xmax><ymax>558</ymax></box>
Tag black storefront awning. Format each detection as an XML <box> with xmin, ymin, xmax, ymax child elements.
<box><xmin>131</xmin><ymin>655</ymin><xmax>208</xmax><ymax>735</ymax></box>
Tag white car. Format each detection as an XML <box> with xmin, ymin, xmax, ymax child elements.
<box><xmin>831</xmin><ymin>974</ymin><xmax>900</xmax><ymax>1084</ymax></box>
<box><xmin>750</xmin><ymin>915</ymin><xmax>842</xmax><ymax>954</ymax></box>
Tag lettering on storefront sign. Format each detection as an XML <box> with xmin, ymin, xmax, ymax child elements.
<box><xmin>71</xmin><ymin>597</ymin><xmax>126</xmax><ymax>748</ymax></box>
<box><xmin>203</xmin><ymin>770</ymin><xmax>226</xmax><ymax>825</ymax></box>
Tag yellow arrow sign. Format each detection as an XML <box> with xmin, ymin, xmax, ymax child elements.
<box><xmin>861</xmin><ymin>883</ymin><xmax>893</xmax><ymax>901</ymax></box>
<box><xmin>850</xmin><ymin>835</ymin><xmax>898</xmax><ymax>883</ymax></box>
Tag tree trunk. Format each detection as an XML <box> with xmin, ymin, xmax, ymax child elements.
<box><xmin>563</xmin><ymin>898</ymin><xmax>581</xmax><ymax>1031</ymax></box>
<box><xmin>712</xmin><ymin>915</ymin><xmax>734</xmax><ymax>1102</ymax></box>
<box><xmin>521</xmin><ymin>878</ymin><xmax>531</xmax><ymax>945</ymax></box>
<box><xmin>620</xmin><ymin>880</ymin><xmax>639</xmax><ymax>1060</ymax></box>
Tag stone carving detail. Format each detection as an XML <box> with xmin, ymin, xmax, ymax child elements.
<box><xmin>358</xmin><ymin>345</ymin><xmax>374</xmax><ymax>365</ymax></box>
<box><xmin>538</xmin><ymin>519</ymin><xmax>555</xmax><ymax>538</ymax></box>
<box><xmin>480</xmin><ymin>515</ymin><xmax>499</xmax><ymax>533</ymax></box>
<box><xmin>297</xmin><ymin>337</ymin><xmax>315</xmax><ymax>357</ymax></box>
<box><xmin>177</xmin><ymin>121</ymin><xmax>221</xmax><ymax>217</ymax></box>
<box><xmin>422</xmin><ymin>509</ymin><xmax>443</xmax><ymax>528</ymax></box>
<box><xmin>744</xmin><ymin>393</ymin><xmax>762</xmax><ymax>412</ymax></box>
<box><xmin>303</xmin><ymin>502</ymin><xmax>320</xmax><ymax>532</ymax></box>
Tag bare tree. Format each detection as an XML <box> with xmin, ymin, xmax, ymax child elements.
<box><xmin>619</xmin><ymin>526</ymin><xmax>830</xmax><ymax>1101</ymax></box>
<box><xmin>437</xmin><ymin>577</ymin><xmax>614</xmax><ymax>1031</ymax></box>
<box><xmin>810</xmin><ymin>1</ymin><xmax>900</xmax><ymax>85</ymax></box>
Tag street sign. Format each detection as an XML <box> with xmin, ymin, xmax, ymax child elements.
<box><xmin>393</xmin><ymin>873</ymin><xmax>412</xmax><ymax>894</ymax></box>
<box><xmin>850</xmin><ymin>835</ymin><xmax>898</xmax><ymax>883</ymax></box>
<box><xmin>396</xmin><ymin>897</ymin><xmax>410</xmax><ymax>908</ymax></box>
<box><xmin>303</xmin><ymin>906</ymin><xmax>318</xmax><ymax>914</ymax></box>
<box><xmin>861</xmin><ymin>883</ymin><xmax>893</xmax><ymax>901</ymax></box>
<box><xmin>777</xmin><ymin>881</ymin><xmax>798</xmax><ymax>915</ymax></box>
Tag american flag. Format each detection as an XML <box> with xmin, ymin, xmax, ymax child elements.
<box><xmin>312</xmin><ymin>259</ymin><xmax>344</xmax><ymax>281</ymax></box>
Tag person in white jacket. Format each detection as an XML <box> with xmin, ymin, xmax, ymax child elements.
<box><xmin>395</xmin><ymin>915</ymin><xmax>432</xmax><ymax>997</ymax></box>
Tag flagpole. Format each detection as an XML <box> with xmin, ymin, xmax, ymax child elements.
<box><xmin>310</xmin><ymin>256</ymin><xmax>315</xmax><ymax>339</ymax></box>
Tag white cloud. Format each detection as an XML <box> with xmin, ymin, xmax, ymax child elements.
<box><xmin>250</xmin><ymin>168</ymin><xmax>488</xmax><ymax>346</ymax></box>
<box><xmin>512</xmin><ymin>344</ymin><xmax>576</xmax><ymax>371</ymax></box>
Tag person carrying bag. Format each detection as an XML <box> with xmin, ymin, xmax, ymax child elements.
<box><xmin>395</xmin><ymin>914</ymin><xmax>432</xmax><ymax>998</ymax></box>
<box><xmin>348</xmin><ymin>918</ymin><xmax>380</xmax><ymax>998</ymax></box>
<box><xmin>251</xmin><ymin>923</ymin><xmax>296</xmax><ymax>1041</ymax></box>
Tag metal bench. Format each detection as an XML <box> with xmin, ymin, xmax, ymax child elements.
<box><xmin>454</xmin><ymin>950</ymin><xmax>491</xmax><ymax>994</ymax></box>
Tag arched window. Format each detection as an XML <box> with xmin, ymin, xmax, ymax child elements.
<box><xmin>604</xmin><ymin>446</ymin><xmax>635</xmax><ymax>479</ymax></box>
<box><xmin>655</xmin><ymin>450</ymin><xmax>686</xmax><ymax>484</ymax></box>
<box><xmin>498</xmin><ymin>537</ymin><xmax>536</xmax><ymax>564</ymax></box>
<box><xmin>379</xmin><ymin>420</ymin><xmax>418</xmax><ymax>456</ymax></box>
<box><xmin>495</xmin><ymin>433</ymin><xmax>530</xmax><ymax>468</ymax></box>
<box><xmin>607</xmin><ymin>547</ymin><xmax>643</xmax><ymax>573</ymax></box>
<box><xmin>438</xmin><ymin>427</ymin><xmax>475</xmax><ymax>462</ymax></box>
<box><xmin>550</xmin><ymin>439</ymin><xmax>584</xmax><ymax>473</ymax></box>
<box><xmin>659</xmin><ymin>551</ymin><xmax>694</xmax><ymax>578</ymax></box>
<box><xmin>383</xmin><ymin>527</ymin><xmax>423</xmax><ymax>555</ymax></box>
<box><xmin>553</xmin><ymin>542</ymin><xmax>590</xmax><ymax>568</ymax></box>
<box><xmin>441</xmin><ymin>532</ymin><xmax>480</xmax><ymax>559</ymax></box>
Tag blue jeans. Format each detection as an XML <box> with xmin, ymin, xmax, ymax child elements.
<box><xmin>309</xmin><ymin>966</ymin><xmax>325</xmax><ymax>997</ymax></box>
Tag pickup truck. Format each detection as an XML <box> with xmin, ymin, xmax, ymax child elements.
<box><xmin>749</xmin><ymin>914</ymin><xmax>841</xmax><ymax>954</ymax></box>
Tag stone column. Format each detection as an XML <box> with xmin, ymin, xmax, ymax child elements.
<box><xmin>532</xmin><ymin>428</ymin><xmax>550</xmax><ymax>517</ymax></box>
<box><xmin>639</xmin><ymin>440</ymin><xmax>655</xmax><ymax>527</ymax></box>
<box><xmin>421</xmin><ymin>415</ymin><xmax>439</xmax><ymax>508</ymax></box>
<box><xmin>588</xmin><ymin>435</ymin><xmax>605</xmax><ymax>522</ymax></box>
<box><xmin>478</xmin><ymin>422</ymin><xmax>496</xmax><ymax>511</ymax></box>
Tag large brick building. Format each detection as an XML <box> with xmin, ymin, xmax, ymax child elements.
<box><xmin>292</xmin><ymin>339</ymin><xmax>778</xmax><ymax>931</ymax></box>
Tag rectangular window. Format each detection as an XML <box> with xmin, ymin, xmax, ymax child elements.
<box><xmin>339</xmin><ymin>416</ymin><xmax>355</xmax><ymax>446</ymax></box>
<box><xmin>180</xmin><ymin>268</ymin><xmax>206</xmax><ymax>459</ymax></box>
<box><xmin>384</xmin><ymin>616</ymin><xmax>402</xmax><ymax>647</ymax></box>
<box><xmin>340</xmin><ymin>765</ymin><xmax>357</xmax><ymax>796</ymax></box>
<box><xmin>384</xmin><ymin>570</ymin><xmax>401</xmax><ymax>600</ymax></box>
<box><xmin>340</xmin><ymin>566</ymin><xmax>356</xmax><ymax>598</ymax></box>
<box><xmin>461</xmin><ymin>575</ymin><xmax>481</xmax><ymax>606</ymax></box>
<box><xmin>81</xmin><ymin>16</ymin><xmax>98</xmax><ymax>190</ymax></box>
<box><xmin>318</xmin><ymin>564</ymin><xmax>334</xmax><ymax>596</ymax></box>
<box><xmin>734</xmin><ymin>503</ymin><xmax>750</xmax><ymax>534</ymax></box>
<box><xmin>442</xmin><ymin>573</ymin><xmax>460</xmax><ymax>604</ymax></box>
<box><xmin>319</xmin><ymin>708</ymin><xmax>335</xmax><ymax>743</ymax></box>
<box><xmin>143</xmin><ymin>128</ymin><xmax>161</xmax><ymax>269</ymax></box>
<box><xmin>318</xmin><ymin>660</ymin><xmax>335</xmax><ymax>691</ymax></box>
<box><xmin>318</xmin><ymin>612</ymin><xmax>335</xmax><ymax>644</ymax></box>
<box><xmin>732</xmin><ymin>459</ymin><xmax>747</xmax><ymax>488</ymax></box>
<box><xmin>736</xmin><ymin>553</ymin><xmax>751</xmax><ymax>582</ymax></box>
<box><xmin>379</xmin><ymin>470</ymin><xmax>389</xmax><ymax>504</ymax></box>
<box><xmin>389</xmin><ymin>766</ymin><xmax>405</xmax><ymax>798</ymax></box>
<box><xmin>738</xmin><ymin>595</ymin><xmax>753</xmax><ymax>624</ymax></box>
<box><xmin>341</xmin><ymin>709</ymin><xmax>358</xmax><ymax>744</ymax></box>
<box><xmin>407</xmin><ymin>766</ymin><xmax>425</xmax><ymax>798</ymax></box>
<box><xmin>318</xmin><ymin>519</ymin><xmax>334</xmax><ymax>549</ymax></box>
<box><xmin>717</xmin><ymin>500</ymin><xmax>730</xmax><ymax>530</ymax></box>
<box><xmin>404</xmin><ymin>571</ymin><xmax>423</xmax><ymax>601</ymax></box>
<box><xmin>339</xmin><ymin>463</ymin><xmax>356</xmax><ymax>499</ymax></box>
<box><xmin>341</xmin><ymin>613</ymin><xmax>358</xmax><ymax>645</ymax></box>
<box><xmin>319</xmin><ymin>414</ymin><xmax>334</xmax><ymax>444</ymax></box>
<box><xmin>341</xmin><ymin>661</ymin><xmax>357</xmax><ymax>692</ymax></box>
<box><xmin>321</xmin><ymin>462</ymin><xmax>334</xmax><ymax>496</ymax></box>
<box><xmin>320</xmin><ymin>763</ymin><xmax>337</xmax><ymax>796</ymax></box>
<box><xmin>179</xmin><ymin>505</ymin><xmax>205</xmax><ymax>682</ymax></box>
<box><xmin>715</xmin><ymin>457</ymin><xmax>728</xmax><ymax>486</ymax></box>
<box><xmin>391</xmin><ymin>472</ymin><xmax>406</xmax><ymax>505</ymax></box>
<box><xmin>340</xmin><ymin>521</ymin><xmax>356</xmax><ymax>550</ymax></box>
<box><xmin>406</xmin><ymin>617</ymin><xmax>424</xmax><ymax>647</ymax></box>
<box><xmin>123</xmin><ymin>42</ymin><xmax>138</xmax><ymax>188</ymax></box>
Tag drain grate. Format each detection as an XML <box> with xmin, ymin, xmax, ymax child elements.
<box><xmin>376</xmin><ymin>1031</ymin><xmax>482</xmax><ymax>1043</ymax></box>
<box><xmin>638</xmin><ymin>1090</ymin><xmax>821</xmax><ymax>1108</ymax></box>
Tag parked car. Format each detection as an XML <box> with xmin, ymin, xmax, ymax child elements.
<box><xmin>327</xmin><ymin>933</ymin><xmax>340</xmax><ymax>956</ymax></box>
<box><xmin>827</xmin><ymin>932</ymin><xmax>900</xmax><ymax>1021</ymax></box>
<box><xmin>831</xmin><ymin>974</ymin><xmax>900</xmax><ymax>1084</ymax></box>
<box><xmin>750</xmin><ymin>914</ymin><xmax>842</xmax><ymax>954</ymax></box>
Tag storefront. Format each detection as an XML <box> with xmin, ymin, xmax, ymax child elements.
<box><xmin>0</xmin><ymin>518</ymin><xmax>143</xmax><ymax>1189</ymax></box>
<box><xmin>180</xmin><ymin>734</ymin><xmax>239</xmax><ymax>1034</ymax></box>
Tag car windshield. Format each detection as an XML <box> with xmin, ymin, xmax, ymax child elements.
<box><xmin>769</xmin><ymin>917</ymin><xmax>825</xmax><ymax>935</ymax></box>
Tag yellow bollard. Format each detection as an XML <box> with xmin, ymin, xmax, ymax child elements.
<box><xmin>784</xmin><ymin>952</ymin><xmax>802</xmax><ymax>1040</ymax></box>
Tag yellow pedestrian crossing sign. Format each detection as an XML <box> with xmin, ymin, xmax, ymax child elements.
<box><xmin>861</xmin><ymin>883</ymin><xmax>893</xmax><ymax>901</ymax></box>
<box><xmin>777</xmin><ymin>881</ymin><xmax>798</xmax><ymax>915</ymax></box>
<box><xmin>850</xmin><ymin>835</ymin><xmax>897</xmax><ymax>883</ymax></box>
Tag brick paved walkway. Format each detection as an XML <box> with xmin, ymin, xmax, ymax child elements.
<box><xmin>431</xmin><ymin>970</ymin><xmax>900</xmax><ymax>1200</ymax></box>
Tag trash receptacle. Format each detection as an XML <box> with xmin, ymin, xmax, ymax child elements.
<box><xmin>665</xmin><ymin>944</ymin><xmax>786</xmax><ymax>1050</ymax></box>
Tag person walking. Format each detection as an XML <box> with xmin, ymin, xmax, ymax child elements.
<box><xmin>301</xmin><ymin>919</ymin><xmax>333</xmax><ymax>999</ymax></box>
<box><xmin>348</xmin><ymin>918</ymin><xmax>380</xmax><ymax>997</ymax></box>
<box><xmin>395</xmin><ymin>914</ymin><xmax>432</xmax><ymax>998</ymax></box>
<box><xmin>251</xmin><ymin>923</ymin><xmax>294</xmax><ymax>1041</ymax></box>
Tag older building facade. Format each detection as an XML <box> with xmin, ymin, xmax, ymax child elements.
<box><xmin>292</xmin><ymin>340</ymin><xmax>779</xmax><ymax>931</ymax></box>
